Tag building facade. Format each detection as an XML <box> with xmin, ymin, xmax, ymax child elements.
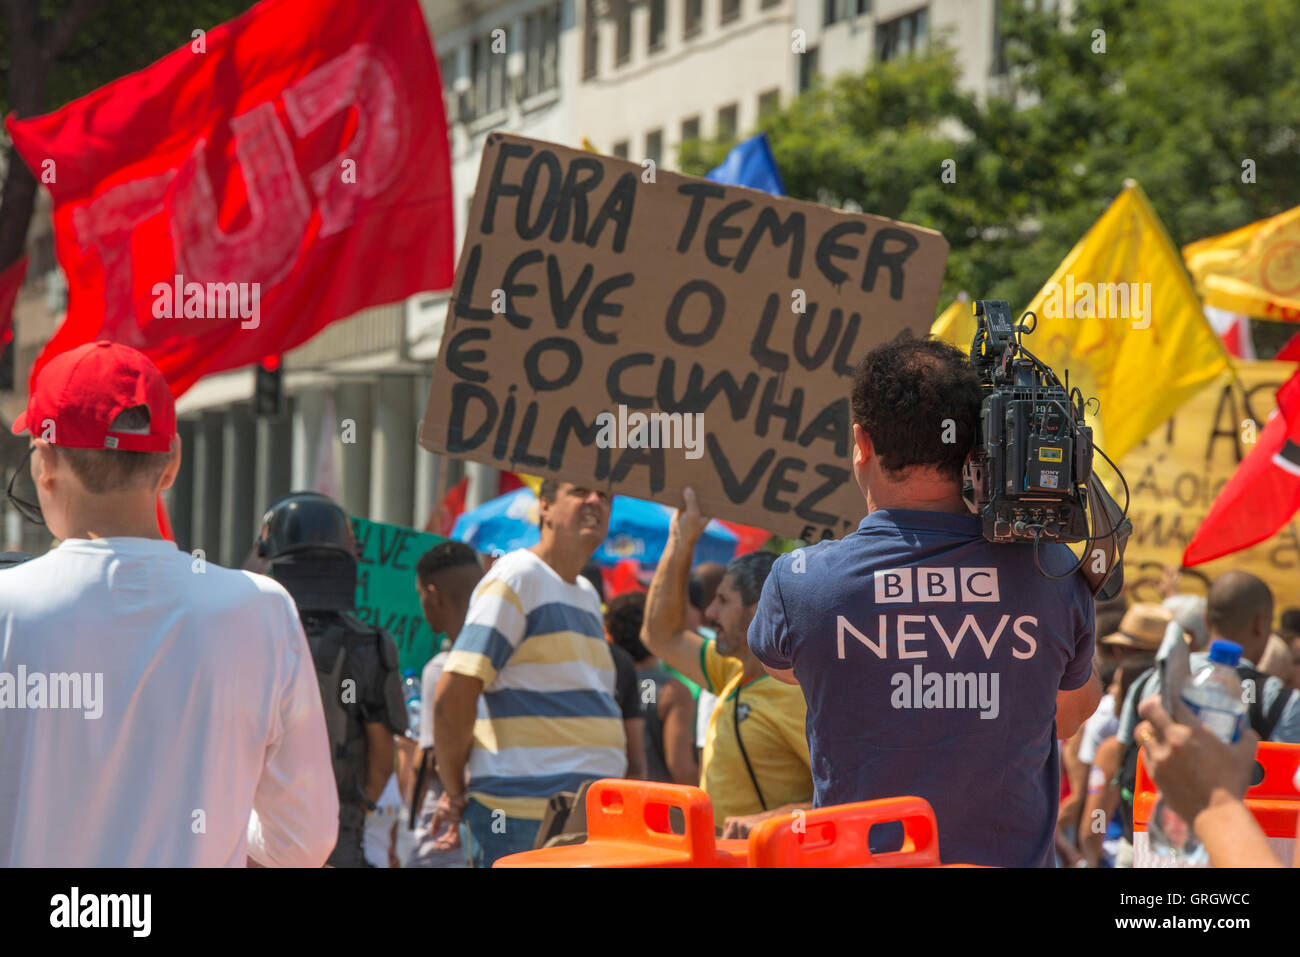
<box><xmin>1</xmin><ymin>0</ymin><xmax>1014</xmax><ymax>563</ymax></box>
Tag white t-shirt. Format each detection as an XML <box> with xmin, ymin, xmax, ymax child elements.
<box><xmin>1078</xmin><ymin>693</ymin><xmax>1118</xmax><ymax>765</ymax></box>
<box><xmin>0</xmin><ymin>537</ymin><xmax>339</xmax><ymax>867</ymax></box>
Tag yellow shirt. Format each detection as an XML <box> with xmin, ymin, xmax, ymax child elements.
<box><xmin>698</xmin><ymin>639</ymin><xmax>812</xmax><ymax>827</ymax></box>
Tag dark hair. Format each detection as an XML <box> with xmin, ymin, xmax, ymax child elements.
<box><xmin>726</xmin><ymin>551</ymin><xmax>778</xmax><ymax>606</ymax></box>
<box><xmin>55</xmin><ymin>405</ymin><xmax>171</xmax><ymax>493</ymax></box>
<box><xmin>1116</xmin><ymin>656</ymin><xmax>1155</xmax><ymax>703</ymax></box>
<box><xmin>1098</xmin><ymin>661</ymin><xmax>1118</xmax><ymax>689</ymax></box>
<box><xmin>1279</xmin><ymin>607</ymin><xmax>1300</xmax><ymax>640</ymax></box>
<box><xmin>416</xmin><ymin>540</ymin><xmax>480</xmax><ymax>586</ymax></box>
<box><xmin>1095</xmin><ymin>595</ymin><xmax>1129</xmax><ymax>639</ymax></box>
<box><xmin>605</xmin><ymin>591</ymin><xmax>649</xmax><ymax>662</ymax></box>
<box><xmin>690</xmin><ymin>562</ymin><xmax>726</xmax><ymax>611</ymax></box>
<box><xmin>850</xmin><ymin>335</ymin><xmax>982</xmax><ymax>482</ymax></box>
<box><xmin>580</xmin><ymin>562</ymin><xmax>606</xmax><ymax>603</ymax></box>
<box><xmin>537</xmin><ymin>478</ymin><xmax>558</xmax><ymax>528</ymax></box>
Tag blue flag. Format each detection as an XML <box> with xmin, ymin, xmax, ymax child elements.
<box><xmin>705</xmin><ymin>132</ymin><xmax>786</xmax><ymax>196</ymax></box>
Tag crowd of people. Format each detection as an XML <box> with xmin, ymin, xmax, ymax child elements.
<box><xmin>2</xmin><ymin>337</ymin><xmax>1297</xmax><ymax>869</ymax></box>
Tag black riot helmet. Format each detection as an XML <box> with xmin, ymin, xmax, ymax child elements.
<box><xmin>257</xmin><ymin>491</ymin><xmax>359</xmax><ymax>612</ymax></box>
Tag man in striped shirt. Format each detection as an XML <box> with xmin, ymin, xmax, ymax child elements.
<box><xmin>430</xmin><ymin>480</ymin><xmax>626</xmax><ymax>866</ymax></box>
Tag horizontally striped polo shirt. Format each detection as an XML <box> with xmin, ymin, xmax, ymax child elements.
<box><xmin>443</xmin><ymin>548</ymin><xmax>627</xmax><ymax>819</ymax></box>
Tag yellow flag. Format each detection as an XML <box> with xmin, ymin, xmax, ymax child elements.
<box><xmin>1020</xmin><ymin>181</ymin><xmax>1230</xmax><ymax>464</ymax></box>
<box><xmin>515</xmin><ymin>473</ymin><xmax>543</xmax><ymax>495</ymax></box>
<box><xmin>1183</xmin><ymin>204</ymin><xmax>1300</xmax><ymax>320</ymax></box>
<box><xmin>930</xmin><ymin>294</ymin><xmax>974</xmax><ymax>350</ymax></box>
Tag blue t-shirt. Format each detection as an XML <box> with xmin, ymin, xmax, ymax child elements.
<box><xmin>748</xmin><ymin>508</ymin><xmax>1095</xmax><ymax>868</ymax></box>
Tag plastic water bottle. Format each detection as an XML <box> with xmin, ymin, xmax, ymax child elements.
<box><xmin>1148</xmin><ymin>639</ymin><xmax>1247</xmax><ymax>863</ymax></box>
<box><xmin>401</xmin><ymin>669</ymin><xmax>421</xmax><ymax>740</ymax></box>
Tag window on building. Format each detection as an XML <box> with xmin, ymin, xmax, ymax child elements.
<box><xmin>721</xmin><ymin>0</ymin><xmax>741</xmax><ymax>25</ymax></box>
<box><xmin>760</xmin><ymin>0</ymin><xmax>780</xmax><ymax>8</ymax></box>
<box><xmin>684</xmin><ymin>0</ymin><xmax>703</xmax><ymax>39</ymax></box>
<box><xmin>440</xmin><ymin>53</ymin><xmax>457</xmax><ymax>118</ymax></box>
<box><xmin>758</xmin><ymin>88</ymin><xmax>780</xmax><ymax>119</ymax></box>
<box><xmin>823</xmin><ymin>0</ymin><xmax>839</xmax><ymax>26</ymax></box>
<box><xmin>645</xmin><ymin>129</ymin><xmax>663</xmax><ymax>166</ymax></box>
<box><xmin>649</xmin><ymin>0</ymin><xmax>667</xmax><ymax>51</ymax></box>
<box><xmin>991</xmin><ymin>0</ymin><xmax>1006</xmax><ymax>75</ymax></box>
<box><xmin>717</xmin><ymin>103</ymin><xmax>738</xmax><ymax>141</ymax></box>
<box><xmin>799</xmin><ymin>46</ymin><xmax>819</xmax><ymax>92</ymax></box>
<box><xmin>524</xmin><ymin>3</ymin><xmax>561</xmax><ymax>97</ymax></box>
<box><xmin>855</xmin><ymin>0</ymin><xmax>870</xmax><ymax>14</ymax></box>
<box><xmin>583</xmin><ymin>0</ymin><xmax>600</xmax><ymax>79</ymax></box>
<box><xmin>470</xmin><ymin>34</ymin><xmax>507</xmax><ymax>118</ymax></box>
<box><xmin>616</xmin><ymin>1</ymin><xmax>632</xmax><ymax>65</ymax></box>
<box><xmin>681</xmin><ymin>115</ymin><xmax>701</xmax><ymax>142</ymax></box>
<box><xmin>613</xmin><ymin>140</ymin><xmax>630</xmax><ymax>159</ymax></box>
<box><xmin>876</xmin><ymin>6</ymin><xmax>929</xmax><ymax>63</ymax></box>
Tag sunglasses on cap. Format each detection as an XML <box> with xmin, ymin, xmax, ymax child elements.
<box><xmin>7</xmin><ymin>446</ymin><xmax>44</xmax><ymax>526</ymax></box>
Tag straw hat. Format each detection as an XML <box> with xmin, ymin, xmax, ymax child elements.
<box><xmin>1100</xmin><ymin>603</ymin><xmax>1172</xmax><ymax>650</ymax></box>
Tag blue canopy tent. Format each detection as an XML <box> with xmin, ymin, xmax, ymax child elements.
<box><xmin>451</xmin><ymin>487</ymin><xmax>738</xmax><ymax>568</ymax></box>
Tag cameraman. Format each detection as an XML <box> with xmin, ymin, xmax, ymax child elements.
<box><xmin>748</xmin><ymin>336</ymin><xmax>1101</xmax><ymax>868</ymax></box>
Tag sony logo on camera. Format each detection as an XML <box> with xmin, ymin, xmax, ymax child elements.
<box><xmin>874</xmin><ymin>567</ymin><xmax>1000</xmax><ymax>604</ymax></box>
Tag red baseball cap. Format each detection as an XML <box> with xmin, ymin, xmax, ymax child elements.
<box><xmin>11</xmin><ymin>341</ymin><xmax>176</xmax><ymax>452</ymax></box>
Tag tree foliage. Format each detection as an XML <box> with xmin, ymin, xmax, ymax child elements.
<box><xmin>680</xmin><ymin>0</ymin><xmax>1300</xmax><ymax>353</ymax></box>
<box><xmin>0</xmin><ymin>0</ymin><xmax>258</xmax><ymax>116</ymax></box>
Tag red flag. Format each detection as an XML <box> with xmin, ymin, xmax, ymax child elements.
<box><xmin>715</xmin><ymin>519</ymin><xmax>772</xmax><ymax>556</ymax></box>
<box><xmin>5</xmin><ymin>0</ymin><xmax>453</xmax><ymax>396</ymax></box>
<box><xmin>1183</xmin><ymin>368</ymin><xmax>1300</xmax><ymax>565</ymax></box>
<box><xmin>1202</xmin><ymin>305</ymin><xmax>1256</xmax><ymax>360</ymax></box>
<box><xmin>0</xmin><ymin>255</ymin><xmax>28</xmax><ymax>352</ymax></box>
<box><xmin>602</xmin><ymin>559</ymin><xmax>647</xmax><ymax>600</ymax></box>
<box><xmin>1276</xmin><ymin>328</ymin><xmax>1300</xmax><ymax>362</ymax></box>
<box><xmin>429</xmin><ymin>476</ymin><xmax>468</xmax><ymax>537</ymax></box>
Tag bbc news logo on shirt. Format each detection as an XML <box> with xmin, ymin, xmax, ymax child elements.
<box><xmin>874</xmin><ymin>567</ymin><xmax>1000</xmax><ymax>604</ymax></box>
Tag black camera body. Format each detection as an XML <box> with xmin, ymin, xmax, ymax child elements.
<box><xmin>963</xmin><ymin>299</ymin><xmax>1093</xmax><ymax>545</ymax></box>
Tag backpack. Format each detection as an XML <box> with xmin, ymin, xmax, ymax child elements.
<box><xmin>1115</xmin><ymin>662</ymin><xmax>1287</xmax><ymax>838</ymax></box>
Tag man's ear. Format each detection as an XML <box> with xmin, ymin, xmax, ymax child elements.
<box><xmin>156</xmin><ymin>436</ymin><xmax>182</xmax><ymax>493</ymax></box>
<box><xmin>32</xmin><ymin>440</ymin><xmax>59</xmax><ymax>493</ymax></box>
<box><xmin>852</xmin><ymin>424</ymin><xmax>874</xmax><ymax>468</ymax></box>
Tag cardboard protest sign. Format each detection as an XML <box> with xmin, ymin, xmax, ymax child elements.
<box><xmin>1118</xmin><ymin>360</ymin><xmax>1300</xmax><ymax>612</ymax></box>
<box><xmin>351</xmin><ymin>517</ymin><xmax>449</xmax><ymax>675</ymax></box>
<box><xmin>418</xmin><ymin>134</ymin><xmax>948</xmax><ymax>541</ymax></box>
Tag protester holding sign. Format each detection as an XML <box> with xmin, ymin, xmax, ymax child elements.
<box><xmin>641</xmin><ymin>492</ymin><xmax>812</xmax><ymax>835</ymax></box>
<box><xmin>430</xmin><ymin>480</ymin><xmax>627</xmax><ymax>867</ymax></box>
<box><xmin>747</xmin><ymin>336</ymin><xmax>1101</xmax><ymax>868</ymax></box>
<box><xmin>419</xmin><ymin>134</ymin><xmax>947</xmax><ymax>545</ymax></box>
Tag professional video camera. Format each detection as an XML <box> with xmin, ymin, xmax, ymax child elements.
<box><xmin>962</xmin><ymin>299</ymin><xmax>1131</xmax><ymax>599</ymax></box>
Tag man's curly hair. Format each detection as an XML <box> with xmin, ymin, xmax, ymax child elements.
<box><xmin>849</xmin><ymin>334</ymin><xmax>982</xmax><ymax>483</ymax></box>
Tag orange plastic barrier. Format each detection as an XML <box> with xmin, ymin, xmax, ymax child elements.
<box><xmin>1135</xmin><ymin>740</ymin><xmax>1300</xmax><ymax>838</ymax></box>
<box><xmin>1133</xmin><ymin>741</ymin><xmax>1300</xmax><ymax>867</ymax></box>
<box><xmin>494</xmin><ymin>779</ymin><xmax>748</xmax><ymax>868</ymax></box>
<box><xmin>496</xmin><ymin>781</ymin><xmax>979</xmax><ymax>867</ymax></box>
<box><xmin>747</xmin><ymin>795</ymin><xmax>943</xmax><ymax>868</ymax></box>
